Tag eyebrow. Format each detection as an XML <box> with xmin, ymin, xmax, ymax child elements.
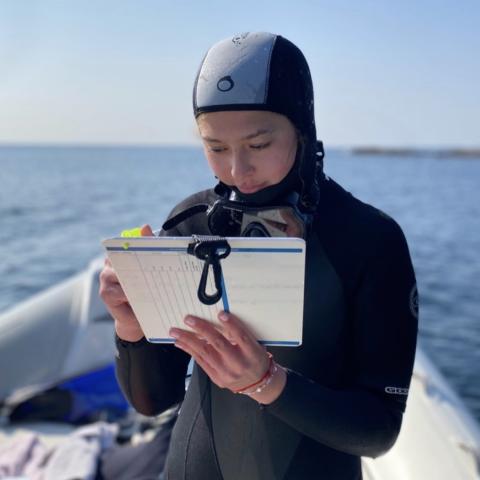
<box><xmin>202</xmin><ymin>128</ymin><xmax>274</xmax><ymax>143</ymax></box>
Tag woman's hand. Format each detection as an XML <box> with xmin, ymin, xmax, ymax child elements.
<box><xmin>170</xmin><ymin>311</ymin><xmax>287</xmax><ymax>404</ymax></box>
<box><xmin>98</xmin><ymin>224</ymin><xmax>154</xmax><ymax>342</ymax></box>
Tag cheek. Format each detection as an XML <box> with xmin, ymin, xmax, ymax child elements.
<box><xmin>205</xmin><ymin>153</ymin><xmax>233</xmax><ymax>183</ymax></box>
<box><xmin>263</xmin><ymin>145</ymin><xmax>296</xmax><ymax>182</ymax></box>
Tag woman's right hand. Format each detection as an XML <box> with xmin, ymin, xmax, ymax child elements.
<box><xmin>98</xmin><ymin>224</ymin><xmax>154</xmax><ymax>342</ymax></box>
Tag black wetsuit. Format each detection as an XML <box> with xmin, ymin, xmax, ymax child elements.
<box><xmin>115</xmin><ymin>176</ymin><xmax>418</xmax><ymax>480</ymax></box>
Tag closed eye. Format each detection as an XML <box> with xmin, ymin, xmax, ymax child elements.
<box><xmin>250</xmin><ymin>142</ymin><xmax>271</xmax><ymax>150</ymax></box>
<box><xmin>208</xmin><ymin>146</ymin><xmax>227</xmax><ymax>153</ymax></box>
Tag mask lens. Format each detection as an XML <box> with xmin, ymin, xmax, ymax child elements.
<box><xmin>241</xmin><ymin>208</ymin><xmax>305</xmax><ymax>237</ymax></box>
<box><xmin>208</xmin><ymin>201</ymin><xmax>306</xmax><ymax>238</ymax></box>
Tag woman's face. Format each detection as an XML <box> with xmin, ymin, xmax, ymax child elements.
<box><xmin>197</xmin><ymin>110</ymin><xmax>297</xmax><ymax>194</ymax></box>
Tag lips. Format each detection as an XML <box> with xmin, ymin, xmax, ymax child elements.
<box><xmin>238</xmin><ymin>183</ymin><xmax>266</xmax><ymax>194</ymax></box>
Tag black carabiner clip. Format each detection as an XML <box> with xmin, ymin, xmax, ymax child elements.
<box><xmin>187</xmin><ymin>236</ymin><xmax>231</xmax><ymax>305</ymax></box>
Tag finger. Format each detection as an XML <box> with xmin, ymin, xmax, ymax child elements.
<box><xmin>185</xmin><ymin>315</ymin><xmax>236</xmax><ymax>360</ymax></box>
<box><xmin>105</xmin><ymin>301</ymin><xmax>136</xmax><ymax>325</ymax></box>
<box><xmin>140</xmin><ymin>224</ymin><xmax>154</xmax><ymax>236</ymax></box>
<box><xmin>100</xmin><ymin>266</ymin><xmax>120</xmax><ymax>286</ymax></box>
<box><xmin>171</xmin><ymin>326</ymin><xmax>244</xmax><ymax>384</ymax></box>
<box><xmin>177</xmin><ymin>350</ymin><xmax>222</xmax><ymax>386</ymax></box>
<box><xmin>100</xmin><ymin>282</ymin><xmax>129</xmax><ymax>306</ymax></box>
<box><xmin>174</xmin><ymin>330</ymin><xmax>269</xmax><ymax>392</ymax></box>
<box><xmin>173</xmin><ymin>338</ymin><xmax>225</xmax><ymax>385</ymax></box>
<box><xmin>170</xmin><ymin>327</ymin><xmax>225</xmax><ymax>369</ymax></box>
<box><xmin>217</xmin><ymin>311</ymin><xmax>264</xmax><ymax>357</ymax></box>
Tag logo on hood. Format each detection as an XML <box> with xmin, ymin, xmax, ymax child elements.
<box><xmin>217</xmin><ymin>76</ymin><xmax>234</xmax><ymax>92</ymax></box>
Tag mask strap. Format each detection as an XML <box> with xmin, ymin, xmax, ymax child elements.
<box><xmin>162</xmin><ymin>204</ymin><xmax>209</xmax><ymax>231</ymax></box>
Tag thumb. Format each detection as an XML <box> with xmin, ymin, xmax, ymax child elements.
<box><xmin>140</xmin><ymin>224</ymin><xmax>154</xmax><ymax>236</ymax></box>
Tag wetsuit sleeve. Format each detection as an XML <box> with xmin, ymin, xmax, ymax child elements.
<box><xmin>266</xmin><ymin>220</ymin><xmax>418</xmax><ymax>458</ymax></box>
<box><xmin>113</xmin><ymin>221</ymin><xmax>191</xmax><ymax>416</ymax></box>
<box><xmin>115</xmin><ymin>335</ymin><xmax>190</xmax><ymax>416</ymax></box>
<box><xmin>350</xmin><ymin>217</ymin><xmax>418</xmax><ymax>414</ymax></box>
<box><xmin>113</xmin><ymin>189</ymin><xmax>216</xmax><ymax>416</ymax></box>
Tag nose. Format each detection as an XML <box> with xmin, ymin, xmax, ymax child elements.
<box><xmin>230</xmin><ymin>148</ymin><xmax>254</xmax><ymax>183</ymax></box>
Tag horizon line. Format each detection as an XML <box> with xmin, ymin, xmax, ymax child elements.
<box><xmin>0</xmin><ymin>141</ymin><xmax>479</xmax><ymax>152</ymax></box>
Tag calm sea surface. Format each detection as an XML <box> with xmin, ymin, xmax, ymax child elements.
<box><xmin>1</xmin><ymin>146</ymin><xmax>479</xmax><ymax>423</ymax></box>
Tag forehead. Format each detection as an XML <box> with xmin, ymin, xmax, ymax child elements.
<box><xmin>197</xmin><ymin>110</ymin><xmax>290</xmax><ymax>141</ymax></box>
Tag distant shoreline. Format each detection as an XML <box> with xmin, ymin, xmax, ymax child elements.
<box><xmin>0</xmin><ymin>143</ymin><xmax>479</xmax><ymax>159</ymax></box>
<box><xmin>350</xmin><ymin>147</ymin><xmax>480</xmax><ymax>159</ymax></box>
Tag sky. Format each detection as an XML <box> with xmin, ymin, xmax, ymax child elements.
<box><xmin>0</xmin><ymin>0</ymin><xmax>479</xmax><ymax>148</ymax></box>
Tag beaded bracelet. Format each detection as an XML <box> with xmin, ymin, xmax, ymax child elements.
<box><xmin>233</xmin><ymin>352</ymin><xmax>274</xmax><ymax>394</ymax></box>
<box><xmin>242</xmin><ymin>363</ymin><xmax>278</xmax><ymax>396</ymax></box>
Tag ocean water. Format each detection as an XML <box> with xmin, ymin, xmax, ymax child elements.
<box><xmin>1</xmin><ymin>145</ymin><xmax>479</xmax><ymax>423</ymax></box>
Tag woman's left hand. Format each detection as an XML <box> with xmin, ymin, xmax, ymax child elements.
<box><xmin>169</xmin><ymin>311</ymin><xmax>287</xmax><ymax>404</ymax></box>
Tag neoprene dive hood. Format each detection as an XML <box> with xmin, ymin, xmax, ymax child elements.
<box><xmin>193</xmin><ymin>32</ymin><xmax>324</xmax><ymax>213</ymax></box>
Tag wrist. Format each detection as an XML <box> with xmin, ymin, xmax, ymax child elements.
<box><xmin>245</xmin><ymin>363</ymin><xmax>287</xmax><ymax>405</ymax></box>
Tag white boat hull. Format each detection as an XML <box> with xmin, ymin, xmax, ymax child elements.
<box><xmin>1</xmin><ymin>257</ymin><xmax>479</xmax><ymax>478</ymax></box>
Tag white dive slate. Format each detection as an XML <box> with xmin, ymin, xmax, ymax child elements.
<box><xmin>102</xmin><ymin>236</ymin><xmax>305</xmax><ymax>346</ymax></box>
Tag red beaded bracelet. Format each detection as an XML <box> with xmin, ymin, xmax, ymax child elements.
<box><xmin>233</xmin><ymin>352</ymin><xmax>274</xmax><ymax>394</ymax></box>
<box><xmin>241</xmin><ymin>363</ymin><xmax>278</xmax><ymax>396</ymax></box>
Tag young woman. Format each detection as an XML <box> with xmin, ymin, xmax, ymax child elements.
<box><xmin>99</xmin><ymin>32</ymin><xmax>418</xmax><ymax>480</ymax></box>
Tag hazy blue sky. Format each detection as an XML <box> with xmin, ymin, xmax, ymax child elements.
<box><xmin>1</xmin><ymin>1</ymin><xmax>478</xmax><ymax>147</ymax></box>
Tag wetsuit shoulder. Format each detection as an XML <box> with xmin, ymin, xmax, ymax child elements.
<box><xmin>315</xmin><ymin>177</ymin><xmax>414</xmax><ymax>302</ymax></box>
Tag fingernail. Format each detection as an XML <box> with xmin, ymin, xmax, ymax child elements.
<box><xmin>169</xmin><ymin>329</ymin><xmax>179</xmax><ymax>338</ymax></box>
<box><xmin>185</xmin><ymin>316</ymin><xmax>196</xmax><ymax>326</ymax></box>
<box><xmin>219</xmin><ymin>311</ymin><xmax>229</xmax><ymax>322</ymax></box>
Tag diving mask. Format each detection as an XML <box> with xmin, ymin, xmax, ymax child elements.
<box><xmin>162</xmin><ymin>191</ymin><xmax>310</xmax><ymax>239</ymax></box>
